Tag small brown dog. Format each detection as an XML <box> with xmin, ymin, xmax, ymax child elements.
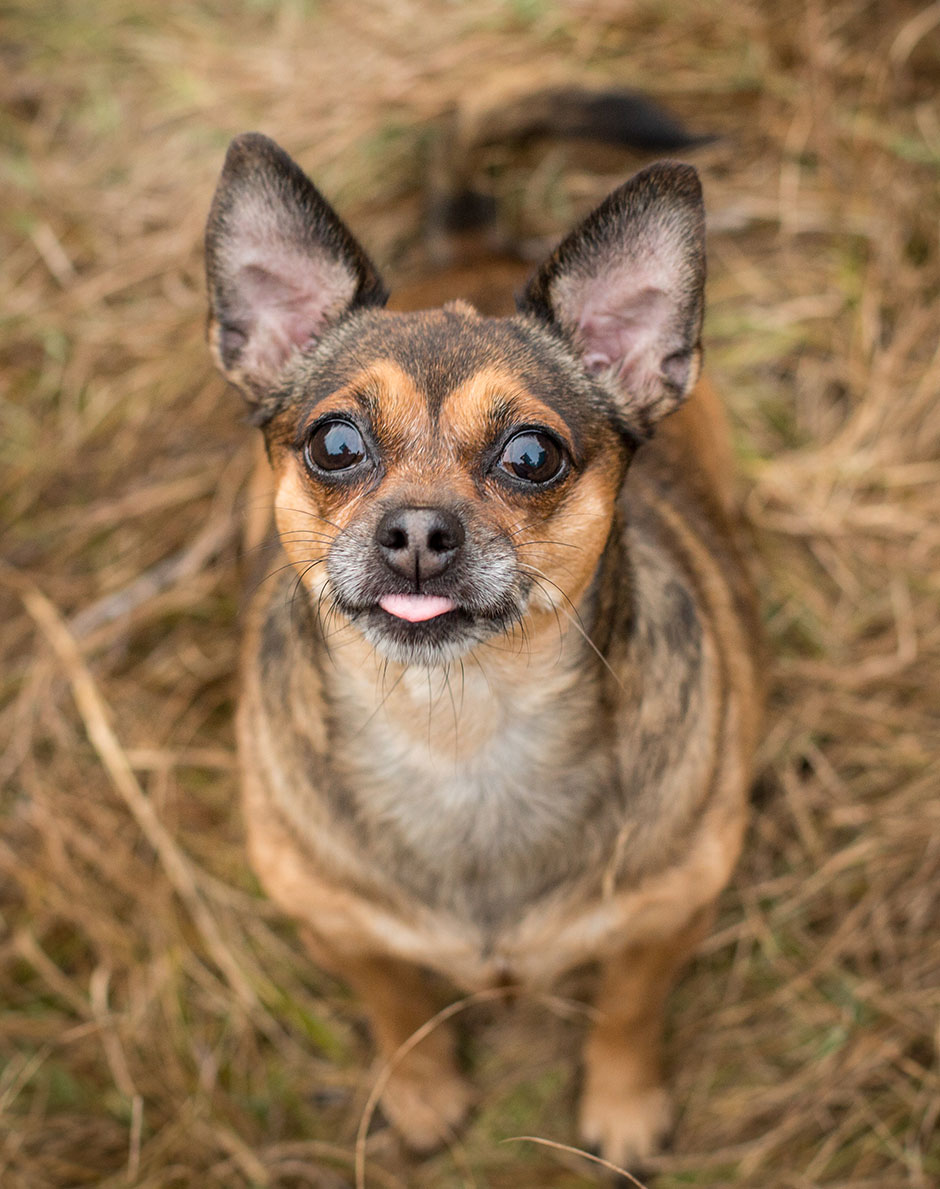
<box><xmin>205</xmin><ymin>130</ymin><xmax>762</xmax><ymax>1169</ymax></box>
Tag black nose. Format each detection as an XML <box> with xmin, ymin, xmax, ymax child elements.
<box><xmin>375</xmin><ymin>506</ymin><xmax>465</xmax><ymax>584</ymax></box>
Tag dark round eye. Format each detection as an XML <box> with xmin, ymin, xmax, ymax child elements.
<box><xmin>498</xmin><ymin>431</ymin><xmax>566</xmax><ymax>485</ymax></box>
<box><xmin>304</xmin><ymin>420</ymin><xmax>367</xmax><ymax>473</ymax></box>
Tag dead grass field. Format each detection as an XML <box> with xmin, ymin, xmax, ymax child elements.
<box><xmin>2</xmin><ymin>1</ymin><xmax>939</xmax><ymax>1186</ymax></box>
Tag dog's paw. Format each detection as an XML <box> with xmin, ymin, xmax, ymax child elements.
<box><xmin>380</xmin><ymin>1065</ymin><xmax>475</xmax><ymax>1154</ymax></box>
<box><xmin>578</xmin><ymin>1081</ymin><xmax>672</xmax><ymax>1174</ymax></box>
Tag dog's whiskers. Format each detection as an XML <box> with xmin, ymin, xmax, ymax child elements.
<box><xmin>520</xmin><ymin>563</ymin><xmax>626</xmax><ymax>694</ymax></box>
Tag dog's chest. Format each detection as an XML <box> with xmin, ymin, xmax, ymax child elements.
<box><xmin>328</xmin><ymin>662</ymin><xmax>618</xmax><ymax>918</ymax></box>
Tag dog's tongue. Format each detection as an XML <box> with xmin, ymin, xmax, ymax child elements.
<box><xmin>379</xmin><ymin>594</ymin><xmax>456</xmax><ymax>622</ymax></box>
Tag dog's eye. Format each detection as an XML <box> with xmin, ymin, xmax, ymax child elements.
<box><xmin>304</xmin><ymin>420</ymin><xmax>368</xmax><ymax>473</ymax></box>
<box><xmin>498</xmin><ymin>431</ymin><xmax>566</xmax><ymax>485</ymax></box>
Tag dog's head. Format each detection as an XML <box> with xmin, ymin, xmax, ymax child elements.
<box><xmin>206</xmin><ymin>134</ymin><xmax>705</xmax><ymax>666</ymax></box>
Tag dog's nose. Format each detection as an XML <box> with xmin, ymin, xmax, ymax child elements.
<box><xmin>375</xmin><ymin>506</ymin><xmax>465</xmax><ymax>584</ymax></box>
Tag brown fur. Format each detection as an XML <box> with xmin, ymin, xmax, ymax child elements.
<box><xmin>206</xmin><ymin>134</ymin><xmax>763</xmax><ymax>1170</ymax></box>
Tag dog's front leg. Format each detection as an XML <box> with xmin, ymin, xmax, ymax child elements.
<box><xmin>579</xmin><ymin>908</ymin><xmax>713</xmax><ymax>1171</ymax></box>
<box><xmin>301</xmin><ymin>932</ymin><xmax>474</xmax><ymax>1153</ymax></box>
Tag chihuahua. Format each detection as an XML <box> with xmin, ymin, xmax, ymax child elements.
<box><xmin>205</xmin><ymin>130</ymin><xmax>762</xmax><ymax>1170</ymax></box>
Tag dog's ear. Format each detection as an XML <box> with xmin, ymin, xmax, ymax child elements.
<box><xmin>205</xmin><ymin>133</ymin><xmax>387</xmax><ymax>405</ymax></box>
<box><xmin>520</xmin><ymin>162</ymin><xmax>705</xmax><ymax>438</ymax></box>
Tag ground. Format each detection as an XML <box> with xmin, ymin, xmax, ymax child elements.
<box><xmin>1</xmin><ymin>2</ymin><xmax>939</xmax><ymax>1186</ymax></box>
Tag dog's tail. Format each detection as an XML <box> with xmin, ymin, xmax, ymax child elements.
<box><xmin>461</xmin><ymin>84</ymin><xmax>714</xmax><ymax>154</ymax></box>
<box><xmin>424</xmin><ymin>83</ymin><xmax>715</xmax><ymax>255</ymax></box>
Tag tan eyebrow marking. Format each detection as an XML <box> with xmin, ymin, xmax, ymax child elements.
<box><xmin>306</xmin><ymin>359</ymin><xmax>432</xmax><ymax>445</ymax></box>
<box><xmin>439</xmin><ymin>366</ymin><xmax>572</xmax><ymax>448</ymax></box>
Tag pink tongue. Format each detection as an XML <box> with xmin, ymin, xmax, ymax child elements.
<box><xmin>379</xmin><ymin>594</ymin><xmax>456</xmax><ymax>622</ymax></box>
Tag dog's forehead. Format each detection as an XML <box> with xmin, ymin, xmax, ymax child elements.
<box><xmin>305</xmin><ymin>307</ymin><xmax>600</xmax><ymax>440</ymax></box>
<box><xmin>349</xmin><ymin>308</ymin><xmax>555</xmax><ymax>396</ymax></box>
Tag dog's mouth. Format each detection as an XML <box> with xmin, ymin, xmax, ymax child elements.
<box><xmin>378</xmin><ymin>593</ymin><xmax>456</xmax><ymax>622</ymax></box>
<box><xmin>334</xmin><ymin>589</ymin><xmax>523</xmax><ymax>665</ymax></box>
<box><xmin>371</xmin><ymin>596</ymin><xmax>470</xmax><ymax>652</ymax></box>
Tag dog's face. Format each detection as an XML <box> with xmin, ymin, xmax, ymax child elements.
<box><xmin>262</xmin><ymin>305</ymin><xmax>627</xmax><ymax>665</ymax></box>
<box><xmin>206</xmin><ymin>135</ymin><xmax>705</xmax><ymax>666</ymax></box>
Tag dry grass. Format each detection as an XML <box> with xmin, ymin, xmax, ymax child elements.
<box><xmin>2</xmin><ymin>1</ymin><xmax>939</xmax><ymax>1186</ymax></box>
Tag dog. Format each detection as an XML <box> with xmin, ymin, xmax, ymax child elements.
<box><xmin>204</xmin><ymin>123</ymin><xmax>763</xmax><ymax>1170</ymax></box>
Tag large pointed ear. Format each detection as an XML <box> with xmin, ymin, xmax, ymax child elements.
<box><xmin>205</xmin><ymin>133</ymin><xmax>387</xmax><ymax>407</ymax></box>
<box><xmin>519</xmin><ymin>162</ymin><xmax>705</xmax><ymax>438</ymax></box>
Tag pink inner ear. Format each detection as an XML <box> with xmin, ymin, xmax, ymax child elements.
<box><xmin>227</xmin><ymin>231</ymin><xmax>358</xmax><ymax>383</ymax></box>
<box><xmin>575</xmin><ymin>280</ymin><xmax>673</xmax><ymax>395</ymax></box>
<box><xmin>236</xmin><ymin>263</ymin><xmax>323</xmax><ymax>376</ymax></box>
